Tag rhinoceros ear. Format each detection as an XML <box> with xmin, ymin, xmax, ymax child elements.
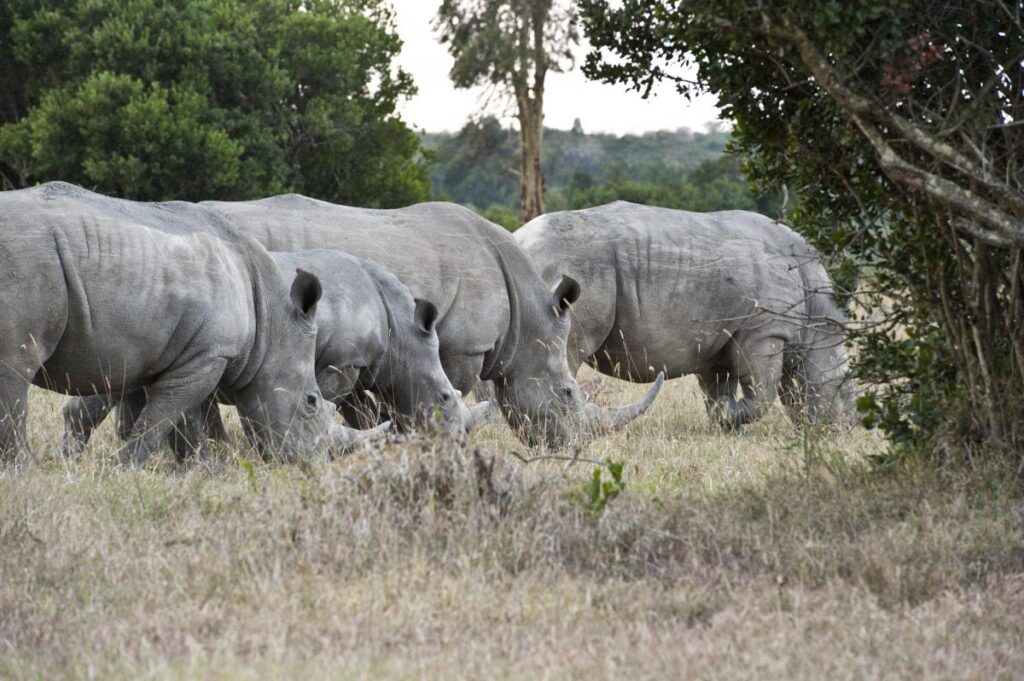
<box><xmin>414</xmin><ymin>298</ymin><xmax>439</xmax><ymax>334</ymax></box>
<box><xmin>551</xmin><ymin>274</ymin><xmax>580</xmax><ymax>317</ymax></box>
<box><xmin>290</xmin><ymin>268</ymin><xmax>322</xmax><ymax>318</ymax></box>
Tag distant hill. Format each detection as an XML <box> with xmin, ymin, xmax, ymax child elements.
<box><xmin>421</xmin><ymin>117</ymin><xmax>778</xmax><ymax>229</ymax></box>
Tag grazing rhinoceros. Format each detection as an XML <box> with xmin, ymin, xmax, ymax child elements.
<box><xmin>514</xmin><ymin>202</ymin><xmax>856</xmax><ymax>427</ymax></box>
<box><xmin>268</xmin><ymin>250</ymin><xmax>490</xmax><ymax>435</ymax></box>
<box><xmin>61</xmin><ymin>248</ymin><xmax>488</xmax><ymax>455</ymax></box>
<box><xmin>0</xmin><ymin>182</ymin><xmax>353</xmax><ymax>464</ymax></box>
<box><xmin>202</xmin><ymin>196</ymin><xmax>664</xmax><ymax>449</ymax></box>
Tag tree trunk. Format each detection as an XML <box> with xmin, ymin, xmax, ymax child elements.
<box><xmin>518</xmin><ymin>98</ymin><xmax>545</xmax><ymax>225</ymax></box>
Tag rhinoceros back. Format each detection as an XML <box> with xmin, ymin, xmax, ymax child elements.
<box><xmin>0</xmin><ymin>182</ymin><xmax>262</xmax><ymax>395</ymax></box>
<box><xmin>203</xmin><ymin>196</ymin><xmax>546</xmax><ymax>372</ymax></box>
<box><xmin>517</xmin><ymin>201</ymin><xmax>846</xmax><ymax>385</ymax></box>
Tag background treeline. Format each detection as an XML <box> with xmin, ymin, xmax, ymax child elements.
<box><xmin>423</xmin><ymin>117</ymin><xmax>781</xmax><ymax>229</ymax></box>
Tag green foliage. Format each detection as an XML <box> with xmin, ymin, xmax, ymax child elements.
<box><xmin>424</xmin><ymin>117</ymin><xmax>519</xmax><ymax>210</ymax></box>
<box><xmin>0</xmin><ymin>0</ymin><xmax>429</xmax><ymax>205</ymax></box>
<box><xmin>238</xmin><ymin>457</ymin><xmax>258</xmax><ymax>493</ymax></box>
<box><xmin>423</xmin><ymin>117</ymin><xmax>778</xmax><ymax>225</ymax></box>
<box><xmin>571</xmin><ymin>460</ymin><xmax>626</xmax><ymax>519</ymax></box>
<box><xmin>551</xmin><ymin>153</ymin><xmax>781</xmax><ymax>215</ymax></box>
<box><xmin>581</xmin><ymin>0</ymin><xmax>1024</xmax><ymax>459</ymax></box>
<box><xmin>480</xmin><ymin>204</ymin><xmax>520</xmax><ymax>231</ymax></box>
<box><xmin>7</xmin><ymin>72</ymin><xmax>244</xmax><ymax>200</ymax></box>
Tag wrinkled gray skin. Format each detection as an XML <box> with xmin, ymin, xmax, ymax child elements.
<box><xmin>515</xmin><ymin>202</ymin><xmax>856</xmax><ymax>427</ymax></box>
<box><xmin>62</xmin><ymin>248</ymin><xmax>483</xmax><ymax>452</ymax></box>
<box><xmin>271</xmin><ymin>250</ymin><xmax>487</xmax><ymax>436</ymax></box>
<box><xmin>202</xmin><ymin>196</ymin><xmax>664</xmax><ymax>449</ymax></box>
<box><xmin>0</xmin><ymin>182</ymin><xmax>343</xmax><ymax>464</ymax></box>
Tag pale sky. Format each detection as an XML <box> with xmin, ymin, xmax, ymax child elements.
<box><xmin>391</xmin><ymin>0</ymin><xmax>723</xmax><ymax>135</ymax></box>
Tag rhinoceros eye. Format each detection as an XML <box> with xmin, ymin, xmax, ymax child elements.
<box><xmin>306</xmin><ymin>394</ymin><xmax>319</xmax><ymax>409</ymax></box>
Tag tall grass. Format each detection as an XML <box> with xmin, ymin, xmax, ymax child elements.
<box><xmin>1</xmin><ymin>372</ymin><xmax>1022</xmax><ymax>679</ymax></box>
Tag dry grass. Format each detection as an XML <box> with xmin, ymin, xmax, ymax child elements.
<box><xmin>2</xmin><ymin>369</ymin><xmax>1022</xmax><ymax>680</ymax></box>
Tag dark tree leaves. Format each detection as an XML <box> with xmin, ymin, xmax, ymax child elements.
<box><xmin>0</xmin><ymin>0</ymin><xmax>429</xmax><ymax>206</ymax></box>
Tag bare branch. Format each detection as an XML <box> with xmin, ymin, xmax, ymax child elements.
<box><xmin>764</xmin><ymin>14</ymin><xmax>1024</xmax><ymax>247</ymax></box>
<box><xmin>508</xmin><ymin>450</ymin><xmax>614</xmax><ymax>468</ymax></box>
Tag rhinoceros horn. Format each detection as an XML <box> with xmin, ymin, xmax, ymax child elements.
<box><xmin>328</xmin><ymin>420</ymin><xmax>392</xmax><ymax>456</ymax></box>
<box><xmin>461</xmin><ymin>399</ymin><xmax>494</xmax><ymax>432</ymax></box>
<box><xmin>582</xmin><ymin>371</ymin><xmax>665</xmax><ymax>436</ymax></box>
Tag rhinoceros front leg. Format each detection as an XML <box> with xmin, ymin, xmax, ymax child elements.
<box><xmin>697</xmin><ymin>367</ymin><xmax>740</xmax><ymax>428</ymax></box>
<box><xmin>727</xmin><ymin>337</ymin><xmax>784</xmax><ymax>427</ymax></box>
<box><xmin>473</xmin><ymin>380</ymin><xmax>496</xmax><ymax>404</ymax></box>
<box><xmin>122</xmin><ymin>388</ymin><xmax>205</xmax><ymax>461</ymax></box>
<box><xmin>167</xmin><ymin>403</ymin><xmax>212</xmax><ymax>464</ymax></box>
<box><xmin>778</xmin><ymin>368</ymin><xmax>809</xmax><ymax>425</ymax></box>
<box><xmin>0</xmin><ymin>380</ymin><xmax>31</xmax><ymax>461</ymax></box>
<box><xmin>61</xmin><ymin>394</ymin><xmax>119</xmax><ymax>459</ymax></box>
<box><xmin>440</xmin><ymin>352</ymin><xmax>486</xmax><ymax>398</ymax></box>
<box><xmin>116</xmin><ymin>391</ymin><xmax>224</xmax><ymax>455</ymax></box>
<box><xmin>117</xmin><ymin>359</ymin><xmax>226</xmax><ymax>467</ymax></box>
<box><xmin>338</xmin><ymin>390</ymin><xmax>393</xmax><ymax>430</ymax></box>
<box><xmin>113</xmin><ymin>390</ymin><xmax>147</xmax><ymax>442</ymax></box>
<box><xmin>200</xmin><ymin>396</ymin><xmax>228</xmax><ymax>442</ymax></box>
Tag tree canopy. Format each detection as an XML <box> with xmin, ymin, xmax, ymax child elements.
<box><xmin>0</xmin><ymin>0</ymin><xmax>429</xmax><ymax>206</ymax></box>
<box><xmin>582</xmin><ymin>0</ymin><xmax>1024</xmax><ymax>458</ymax></box>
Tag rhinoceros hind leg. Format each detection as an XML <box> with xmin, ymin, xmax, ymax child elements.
<box><xmin>61</xmin><ymin>394</ymin><xmax>117</xmax><ymax>459</ymax></box>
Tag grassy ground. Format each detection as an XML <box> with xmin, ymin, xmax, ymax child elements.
<box><xmin>1</xmin><ymin>370</ymin><xmax>1022</xmax><ymax>680</ymax></box>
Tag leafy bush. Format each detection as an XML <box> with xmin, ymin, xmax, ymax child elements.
<box><xmin>0</xmin><ymin>0</ymin><xmax>429</xmax><ymax>206</ymax></box>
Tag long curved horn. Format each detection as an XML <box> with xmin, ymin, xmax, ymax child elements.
<box><xmin>583</xmin><ymin>371</ymin><xmax>665</xmax><ymax>435</ymax></box>
<box><xmin>327</xmin><ymin>420</ymin><xmax>391</xmax><ymax>456</ymax></box>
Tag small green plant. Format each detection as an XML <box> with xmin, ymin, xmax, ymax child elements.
<box><xmin>573</xmin><ymin>460</ymin><xmax>626</xmax><ymax>519</ymax></box>
<box><xmin>238</xmin><ymin>457</ymin><xmax>258</xmax><ymax>493</ymax></box>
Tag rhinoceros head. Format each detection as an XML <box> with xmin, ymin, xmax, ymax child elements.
<box><xmin>234</xmin><ymin>268</ymin><xmax>335</xmax><ymax>459</ymax></box>
<box><xmin>373</xmin><ymin>297</ymin><xmax>467</xmax><ymax>440</ymax></box>
<box><xmin>493</xmin><ymin>275</ymin><xmax>664</xmax><ymax>450</ymax></box>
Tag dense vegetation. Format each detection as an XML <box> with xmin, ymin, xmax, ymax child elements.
<box><xmin>583</xmin><ymin>0</ymin><xmax>1024</xmax><ymax>460</ymax></box>
<box><xmin>423</xmin><ymin>117</ymin><xmax>780</xmax><ymax>228</ymax></box>
<box><xmin>0</xmin><ymin>0</ymin><xmax>430</xmax><ymax>206</ymax></box>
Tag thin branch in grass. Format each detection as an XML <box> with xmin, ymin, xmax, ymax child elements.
<box><xmin>508</xmin><ymin>449</ymin><xmax>613</xmax><ymax>469</ymax></box>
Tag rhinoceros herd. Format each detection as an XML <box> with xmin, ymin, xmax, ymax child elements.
<box><xmin>0</xmin><ymin>181</ymin><xmax>855</xmax><ymax>465</ymax></box>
